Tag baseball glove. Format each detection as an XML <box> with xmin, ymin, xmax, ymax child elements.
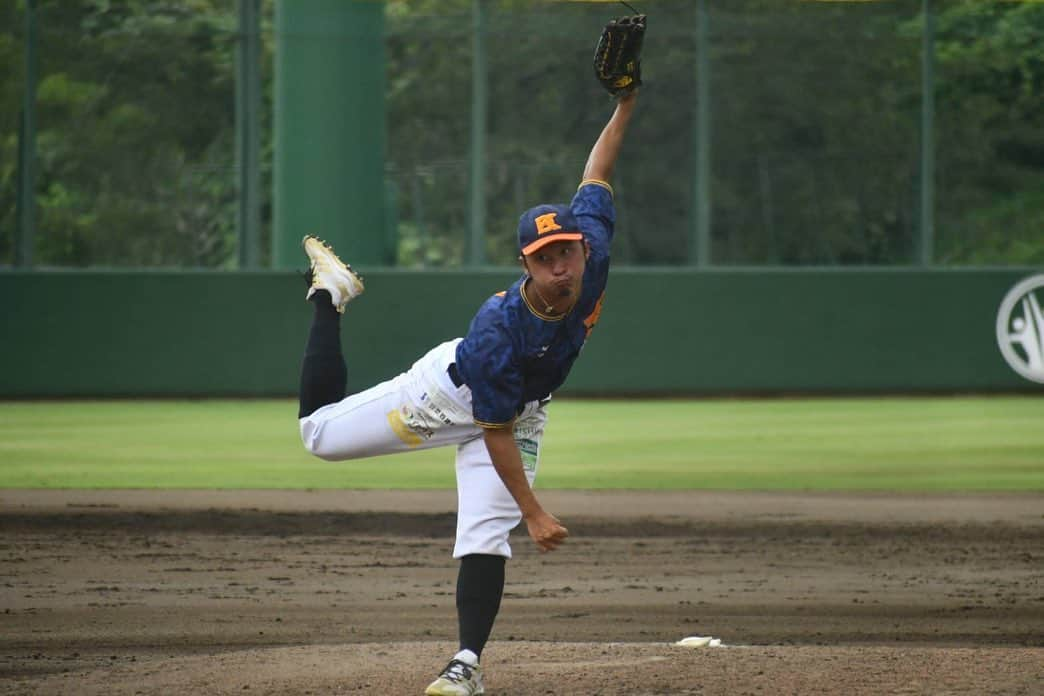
<box><xmin>593</xmin><ymin>14</ymin><xmax>646</xmax><ymax>98</ymax></box>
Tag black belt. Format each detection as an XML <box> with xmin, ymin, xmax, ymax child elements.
<box><xmin>447</xmin><ymin>362</ymin><xmax>464</xmax><ymax>388</ymax></box>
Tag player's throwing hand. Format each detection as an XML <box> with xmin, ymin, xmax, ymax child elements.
<box><xmin>526</xmin><ymin>510</ymin><xmax>569</xmax><ymax>552</ymax></box>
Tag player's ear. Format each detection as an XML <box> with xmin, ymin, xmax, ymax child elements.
<box><xmin>519</xmin><ymin>254</ymin><xmax>528</xmax><ymax>272</ymax></box>
<box><xmin>583</xmin><ymin>240</ymin><xmax>591</xmax><ymax>260</ymax></box>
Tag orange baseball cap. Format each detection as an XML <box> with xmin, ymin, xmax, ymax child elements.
<box><xmin>518</xmin><ymin>204</ymin><xmax>583</xmax><ymax>255</ymax></box>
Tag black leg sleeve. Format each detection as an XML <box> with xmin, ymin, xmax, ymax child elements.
<box><xmin>456</xmin><ymin>553</ymin><xmax>506</xmax><ymax>660</ymax></box>
<box><xmin>297</xmin><ymin>290</ymin><xmax>347</xmax><ymax>419</ymax></box>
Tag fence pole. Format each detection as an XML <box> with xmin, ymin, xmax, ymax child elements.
<box><xmin>919</xmin><ymin>0</ymin><xmax>935</xmax><ymax>266</ymax></box>
<box><xmin>468</xmin><ymin>0</ymin><xmax>488</xmax><ymax>266</ymax></box>
<box><xmin>691</xmin><ymin>0</ymin><xmax>711</xmax><ymax>267</ymax></box>
<box><xmin>236</xmin><ymin>0</ymin><xmax>262</xmax><ymax>269</ymax></box>
<box><xmin>272</xmin><ymin>0</ymin><xmax>386</xmax><ymax>269</ymax></box>
<box><xmin>17</xmin><ymin>0</ymin><xmax>38</xmax><ymax>268</ymax></box>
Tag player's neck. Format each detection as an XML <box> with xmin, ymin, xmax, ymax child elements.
<box><xmin>524</xmin><ymin>277</ymin><xmax>577</xmax><ymax>318</ymax></box>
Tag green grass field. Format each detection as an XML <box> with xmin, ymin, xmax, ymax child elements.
<box><xmin>1</xmin><ymin>397</ymin><xmax>1042</xmax><ymax>491</ymax></box>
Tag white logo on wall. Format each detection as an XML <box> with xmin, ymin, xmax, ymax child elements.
<box><xmin>996</xmin><ymin>274</ymin><xmax>1044</xmax><ymax>385</ymax></box>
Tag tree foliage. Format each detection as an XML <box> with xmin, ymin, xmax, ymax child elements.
<box><xmin>929</xmin><ymin>0</ymin><xmax>1044</xmax><ymax>264</ymax></box>
<box><xmin>2</xmin><ymin>0</ymin><xmax>239</xmax><ymax>267</ymax></box>
<box><xmin>1</xmin><ymin>0</ymin><xmax>1041</xmax><ymax>268</ymax></box>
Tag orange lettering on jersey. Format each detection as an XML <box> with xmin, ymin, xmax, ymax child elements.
<box><xmin>584</xmin><ymin>291</ymin><xmax>606</xmax><ymax>338</ymax></box>
<box><xmin>534</xmin><ymin>213</ymin><xmax>562</xmax><ymax>236</ymax></box>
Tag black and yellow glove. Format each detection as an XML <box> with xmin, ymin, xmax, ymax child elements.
<box><xmin>593</xmin><ymin>14</ymin><xmax>646</xmax><ymax>98</ymax></box>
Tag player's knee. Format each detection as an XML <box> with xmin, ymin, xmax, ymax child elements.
<box><xmin>301</xmin><ymin>432</ymin><xmax>348</xmax><ymax>461</ymax></box>
<box><xmin>300</xmin><ymin>423</ymin><xmax>368</xmax><ymax>462</ymax></box>
<box><xmin>300</xmin><ymin>420</ymin><xmax>340</xmax><ymax>461</ymax></box>
<box><xmin>303</xmin><ymin>439</ymin><xmax>337</xmax><ymax>461</ymax></box>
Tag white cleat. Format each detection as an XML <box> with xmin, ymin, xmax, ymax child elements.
<box><xmin>425</xmin><ymin>654</ymin><xmax>485</xmax><ymax>696</ymax></box>
<box><xmin>302</xmin><ymin>235</ymin><xmax>365</xmax><ymax>313</ymax></box>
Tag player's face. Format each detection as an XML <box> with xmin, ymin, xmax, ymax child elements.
<box><xmin>522</xmin><ymin>240</ymin><xmax>588</xmax><ymax>300</ymax></box>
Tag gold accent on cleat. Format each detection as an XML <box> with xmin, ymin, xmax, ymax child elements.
<box><xmin>302</xmin><ymin>235</ymin><xmax>365</xmax><ymax>313</ymax></box>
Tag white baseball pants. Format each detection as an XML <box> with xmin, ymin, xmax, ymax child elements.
<box><xmin>299</xmin><ymin>339</ymin><xmax>548</xmax><ymax>559</ymax></box>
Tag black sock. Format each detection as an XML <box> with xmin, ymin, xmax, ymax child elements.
<box><xmin>456</xmin><ymin>554</ymin><xmax>506</xmax><ymax>660</ymax></box>
<box><xmin>297</xmin><ymin>290</ymin><xmax>347</xmax><ymax>418</ymax></box>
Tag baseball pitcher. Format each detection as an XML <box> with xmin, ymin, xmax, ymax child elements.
<box><xmin>296</xmin><ymin>15</ymin><xmax>645</xmax><ymax>695</ymax></box>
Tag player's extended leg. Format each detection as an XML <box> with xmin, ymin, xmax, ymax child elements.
<box><xmin>300</xmin><ymin>338</ymin><xmax>479</xmax><ymax>461</ymax></box>
<box><xmin>298</xmin><ymin>236</ymin><xmax>365</xmax><ymax>419</ymax></box>
<box><xmin>297</xmin><ymin>236</ymin><xmax>470</xmax><ymax>460</ymax></box>
<box><xmin>298</xmin><ymin>289</ymin><xmax>347</xmax><ymax>418</ymax></box>
<box><xmin>296</xmin><ymin>237</ymin><xmax>478</xmax><ymax>461</ymax></box>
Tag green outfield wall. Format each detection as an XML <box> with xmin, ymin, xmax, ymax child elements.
<box><xmin>1</xmin><ymin>269</ymin><xmax>1041</xmax><ymax>397</ymax></box>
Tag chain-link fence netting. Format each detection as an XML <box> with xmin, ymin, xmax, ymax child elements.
<box><xmin>2</xmin><ymin>0</ymin><xmax>260</xmax><ymax>269</ymax></box>
<box><xmin>2</xmin><ymin>0</ymin><xmax>1042</xmax><ymax>268</ymax></box>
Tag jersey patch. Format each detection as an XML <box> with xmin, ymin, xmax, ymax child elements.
<box><xmin>386</xmin><ymin>408</ymin><xmax>426</xmax><ymax>447</ymax></box>
<box><xmin>515</xmin><ymin>437</ymin><xmax>539</xmax><ymax>473</ymax></box>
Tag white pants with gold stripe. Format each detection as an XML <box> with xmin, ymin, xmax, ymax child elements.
<box><xmin>299</xmin><ymin>339</ymin><xmax>548</xmax><ymax>559</ymax></box>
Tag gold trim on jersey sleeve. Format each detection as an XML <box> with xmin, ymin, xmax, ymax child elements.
<box><xmin>578</xmin><ymin>179</ymin><xmax>614</xmax><ymax>197</ymax></box>
<box><xmin>475</xmin><ymin>418</ymin><xmax>513</xmax><ymax>430</ymax></box>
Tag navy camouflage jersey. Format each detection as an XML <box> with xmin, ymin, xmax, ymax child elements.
<box><xmin>455</xmin><ymin>181</ymin><xmax>614</xmax><ymax>427</ymax></box>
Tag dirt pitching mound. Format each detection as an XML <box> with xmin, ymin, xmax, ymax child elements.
<box><xmin>1</xmin><ymin>490</ymin><xmax>1042</xmax><ymax>695</ymax></box>
<box><xmin>13</xmin><ymin>642</ymin><xmax>1044</xmax><ymax>695</ymax></box>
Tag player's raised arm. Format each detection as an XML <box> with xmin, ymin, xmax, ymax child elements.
<box><xmin>584</xmin><ymin>14</ymin><xmax>645</xmax><ymax>184</ymax></box>
<box><xmin>582</xmin><ymin>93</ymin><xmax>639</xmax><ymax>186</ymax></box>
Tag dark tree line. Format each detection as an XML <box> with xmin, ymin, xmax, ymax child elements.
<box><xmin>1</xmin><ymin>0</ymin><xmax>1041</xmax><ymax>268</ymax></box>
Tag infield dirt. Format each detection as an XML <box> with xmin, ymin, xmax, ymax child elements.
<box><xmin>1</xmin><ymin>490</ymin><xmax>1042</xmax><ymax>695</ymax></box>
